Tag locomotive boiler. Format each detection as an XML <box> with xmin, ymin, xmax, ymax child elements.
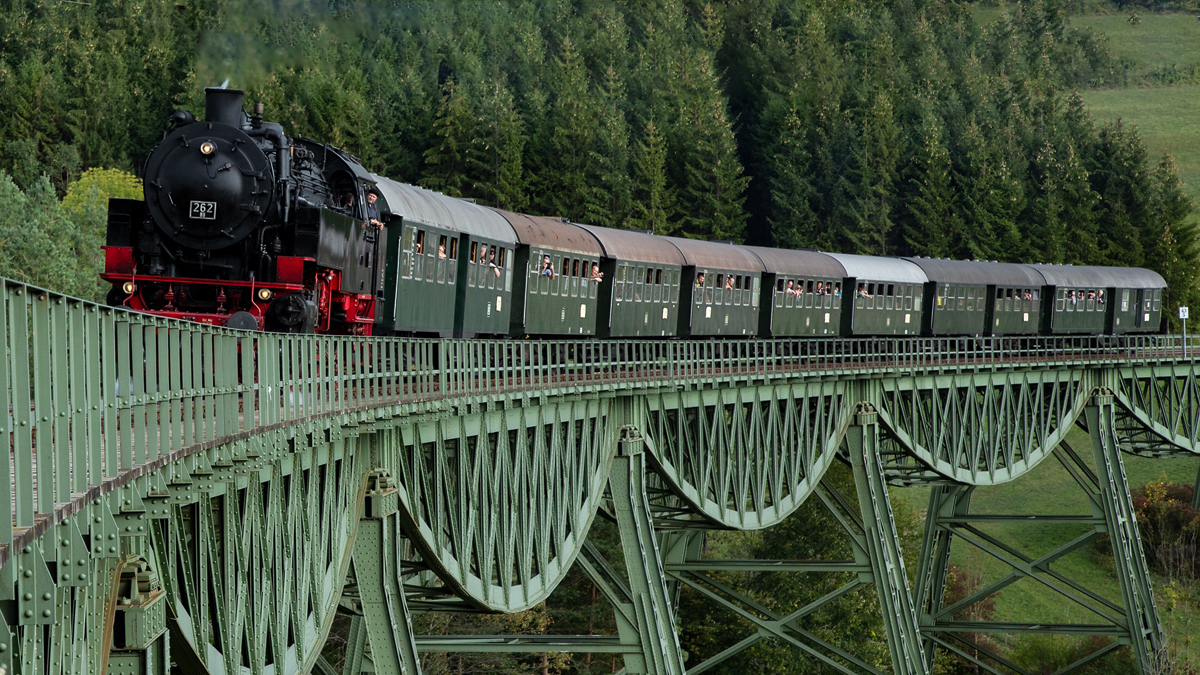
<box><xmin>103</xmin><ymin>88</ymin><xmax>383</xmax><ymax>333</ymax></box>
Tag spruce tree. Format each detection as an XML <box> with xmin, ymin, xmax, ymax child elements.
<box><xmin>1091</xmin><ymin>120</ymin><xmax>1151</xmax><ymax>267</ymax></box>
<box><xmin>765</xmin><ymin>100</ymin><xmax>822</xmax><ymax>251</ymax></box>
<box><xmin>541</xmin><ymin>35</ymin><xmax>596</xmax><ymax>220</ymax></box>
<box><xmin>952</xmin><ymin>116</ymin><xmax>1025</xmax><ymax>262</ymax></box>
<box><xmin>674</xmin><ymin>54</ymin><xmax>749</xmax><ymax>242</ymax></box>
<box><xmin>630</xmin><ymin>117</ymin><xmax>677</xmax><ymax>234</ymax></box>
<box><xmin>585</xmin><ymin>65</ymin><xmax>633</xmax><ymax>227</ymax></box>
<box><xmin>1145</xmin><ymin>154</ymin><xmax>1199</xmax><ymax>319</ymax></box>
<box><xmin>840</xmin><ymin>87</ymin><xmax>900</xmax><ymax>255</ymax></box>
<box><xmin>419</xmin><ymin>78</ymin><xmax>475</xmax><ymax>198</ymax></box>
<box><xmin>470</xmin><ymin>79</ymin><xmax>528</xmax><ymax>211</ymax></box>
<box><xmin>900</xmin><ymin>104</ymin><xmax>954</xmax><ymax>258</ymax></box>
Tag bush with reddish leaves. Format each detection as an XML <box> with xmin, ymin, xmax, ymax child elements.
<box><xmin>1131</xmin><ymin>481</ymin><xmax>1200</xmax><ymax>578</ymax></box>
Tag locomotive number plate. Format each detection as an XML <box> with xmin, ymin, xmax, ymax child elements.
<box><xmin>189</xmin><ymin>201</ymin><xmax>217</xmax><ymax>220</ymax></box>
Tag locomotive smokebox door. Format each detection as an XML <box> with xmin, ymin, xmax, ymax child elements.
<box><xmin>142</xmin><ymin>115</ymin><xmax>274</xmax><ymax>250</ymax></box>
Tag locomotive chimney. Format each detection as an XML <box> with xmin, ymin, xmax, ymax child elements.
<box><xmin>205</xmin><ymin>87</ymin><xmax>246</xmax><ymax>128</ymax></box>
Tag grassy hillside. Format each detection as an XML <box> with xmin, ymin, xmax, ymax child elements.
<box><xmin>1071</xmin><ymin>12</ymin><xmax>1200</xmax><ymax>72</ymax></box>
<box><xmin>892</xmin><ymin>428</ymin><xmax>1200</xmax><ymax>664</ymax></box>
<box><xmin>1081</xmin><ymin>85</ymin><xmax>1200</xmax><ymax>206</ymax></box>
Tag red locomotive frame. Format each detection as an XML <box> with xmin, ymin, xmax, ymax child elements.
<box><xmin>102</xmin><ymin>246</ymin><xmax>377</xmax><ymax>334</ymax></box>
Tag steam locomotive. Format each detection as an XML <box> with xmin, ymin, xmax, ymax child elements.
<box><xmin>103</xmin><ymin>88</ymin><xmax>1168</xmax><ymax>338</ymax></box>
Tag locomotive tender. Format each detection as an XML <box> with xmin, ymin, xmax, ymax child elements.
<box><xmin>104</xmin><ymin>88</ymin><xmax>1167</xmax><ymax>338</ymax></box>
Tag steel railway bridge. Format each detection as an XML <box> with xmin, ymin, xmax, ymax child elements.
<box><xmin>1</xmin><ymin>279</ymin><xmax>1199</xmax><ymax>675</ymax></box>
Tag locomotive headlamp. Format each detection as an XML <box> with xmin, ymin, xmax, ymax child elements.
<box><xmin>199</xmin><ymin>140</ymin><xmax>217</xmax><ymax>156</ymax></box>
<box><xmin>257</xmin><ymin>288</ymin><xmax>273</xmax><ymax>301</ymax></box>
<box><xmin>121</xmin><ymin>281</ymin><xmax>136</xmax><ymax>295</ymax></box>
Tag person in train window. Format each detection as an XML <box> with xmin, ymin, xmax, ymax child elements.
<box><xmin>816</xmin><ymin>281</ymin><xmax>825</xmax><ymax>295</ymax></box>
<box><xmin>589</xmin><ymin>263</ymin><xmax>603</xmax><ymax>283</ymax></box>
<box><xmin>724</xmin><ymin>277</ymin><xmax>735</xmax><ymax>290</ymax></box>
<box><xmin>1097</xmin><ymin>289</ymin><xmax>1105</xmax><ymax>305</ymax></box>
<box><xmin>540</xmin><ymin>256</ymin><xmax>556</xmax><ymax>279</ymax></box>
<box><xmin>366</xmin><ymin>192</ymin><xmax>383</xmax><ymax>229</ymax></box>
<box><xmin>488</xmin><ymin>247</ymin><xmax>501</xmax><ymax>277</ymax></box>
<box><xmin>785</xmin><ymin>280</ymin><xmax>799</xmax><ymax>297</ymax></box>
<box><xmin>857</xmin><ymin>283</ymin><xmax>872</xmax><ymax>299</ymax></box>
<box><xmin>438</xmin><ymin>238</ymin><xmax>447</xmax><ymax>259</ymax></box>
<box><xmin>833</xmin><ymin>283</ymin><xmax>841</xmax><ymax>297</ymax></box>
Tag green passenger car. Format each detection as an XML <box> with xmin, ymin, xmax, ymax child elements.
<box><xmin>741</xmin><ymin>247</ymin><xmax>846</xmax><ymax>337</ymax></box>
<box><xmin>826</xmin><ymin>254</ymin><xmax>926</xmax><ymax>336</ymax></box>
<box><xmin>575</xmin><ymin>225</ymin><xmax>685</xmax><ymax>338</ymax></box>
<box><xmin>373</xmin><ymin>179</ymin><xmax>516</xmax><ymax>336</ymax></box>
<box><xmin>1033</xmin><ymin>265</ymin><xmax>1165</xmax><ymax>335</ymax></box>
<box><xmin>902</xmin><ymin>258</ymin><xmax>1044</xmax><ymax>336</ymax></box>
<box><xmin>667</xmin><ymin>238</ymin><xmax>765</xmax><ymax>337</ymax></box>
<box><xmin>495</xmin><ymin>211</ymin><xmax>603</xmax><ymax>337</ymax></box>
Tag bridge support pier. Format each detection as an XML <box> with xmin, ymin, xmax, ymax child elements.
<box><xmin>846</xmin><ymin>409</ymin><xmax>929</xmax><ymax>675</ymax></box>
<box><xmin>912</xmin><ymin>394</ymin><xmax>1168</xmax><ymax>674</ymax></box>
<box><xmin>608</xmin><ymin>425</ymin><xmax>687</xmax><ymax>675</ymax></box>
<box><xmin>345</xmin><ymin>470</ymin><xmax>422</xmax><ymax>675</ymax></box>
<box><xmin>1087</xmin><ymin>394</ymin><xmax>1165</xmax><ymax>671</ymax></box>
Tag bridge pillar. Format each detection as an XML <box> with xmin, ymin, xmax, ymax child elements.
<box><xmin>846</xmin><ymin>409</ymin><xmax>929</xmax><ymax>675</ymax></box>
<box><xmin>346</xmin><ymin>470</ymin><xmax>422</xmax><ymax>675</ymax></box>
<box><xmin>1086</xmin><ymin>394</ymin><xmax>1165</xmax><ymax>671</ymax></box>
<box><xmin>609</xmin><ymin>425</ymin><xmax>687</xmax><ymax>675</ymax></box>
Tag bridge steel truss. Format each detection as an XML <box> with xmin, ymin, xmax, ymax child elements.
<box><xmin>0</xmin><ymin>279</ymin><xmax>1196</xmax><ymax>675</ymax></box>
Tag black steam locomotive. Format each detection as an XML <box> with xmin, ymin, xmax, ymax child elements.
<box><xmin>104</xmin><ymin>88</ymin><xmax>1167</xmax><ymax>339</ymax></box>
<box><xmin>105</xmin><ymin>88</ymin><xmax>382</xmax><ymax>333</ymax></box>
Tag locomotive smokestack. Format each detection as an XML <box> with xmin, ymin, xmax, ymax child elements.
<box><xmin>205</xmin><ymin>88</ymin><xmax>246</xmax><ymax>128</ymax></box>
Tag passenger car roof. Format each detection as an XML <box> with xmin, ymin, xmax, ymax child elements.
<box><xmin>491</xmin><ymin>210</ymin><xmax>605</xmax><ymax>256</ymax></box>
<box><xmin>664</xmin><ymin>237</ymin><xmax>765</xmax><ymax>273</ymax></box>
<box><xmin>1031</xmin><ymin>264</ymin><xmax>1166</xmax><ymax>289</ymax></box>
<box><xmin>369</xmin><ymin>177</ymin><xmax>517</xmax><ymax>243</ymax></box>
<box><xmin>902</xmin><ymin>257</ymin><xmax>1045</xmax><ymax>287</ymax></box>
<box><xmin>573</xmin><ymin>224</ymin><xmax>686</xmax><ymax>266</ymax></box>
<box><xmin>824</xmin><ymin>253</ymin><xmax>928</xmax><ymax>284</ymax></box>
<box><xmin>740</xmin><ymin>247</ymin><xmax>847</xmax><ymax>278</ymax></box>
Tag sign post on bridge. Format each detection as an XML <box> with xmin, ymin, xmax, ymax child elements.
<box><xmin>1181</xmin><ymin>306</ymin><xmax>1189</xmax><ymax>357</ymax></box>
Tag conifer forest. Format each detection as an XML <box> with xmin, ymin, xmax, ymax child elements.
<box><xmin>2</xmin><ymin>0</ymin><xmax>1200</xmax><ymax>673</ymax></box>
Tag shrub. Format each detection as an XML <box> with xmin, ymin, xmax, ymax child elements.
<box><xmin>1132</xmin><ymin>481</ymin><xmax>1200</xmax><ymax>578</ymax></box>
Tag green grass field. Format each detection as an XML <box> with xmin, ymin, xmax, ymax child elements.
<box><xmin>1081</xmin><ymin>85</ymin><xmax>1200</xmax><ymax>205</ymax></box>
<box><xmin>891</xmin><ymin>427</ymin><xmax>1200</xmax><ymax>664</ymax></box>
<box><xmin>1072</xmin><ymin>12</ymin><xmax>1200</xmax><ymax>70</ymax></box>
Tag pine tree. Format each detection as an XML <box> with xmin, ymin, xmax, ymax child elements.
<box><xmin>540</xmin><ymin>35</ymin><xmax>596</xmax><ymax>220</ymax></box>
<box><xmin>470</xmin><ymin>79</ymin><xmax>528</xmax><ymax>211</ymax></box>
<box><xmin>840</xmin><ymin>87</ymin><xmax>900</xmax><ymax>255</ymax></box>
<box><xmin>1091</xmin><ymin>119</ymin><xmax>1151</xmax><ymax>267</ymax></box>
<box><xmin>674</xmin><ymin>54</ymin><xmax>749</xmax><ymax>242</ymax></box>
<box><xmin>900</xmin><ymin>104</ymin><xmax>954</xmax><ymax>258</ymax></box>
<box><xmin>630</xmin><ymin>117</ymin><xmax>677</xmax><ymax>234</ymax></box>
<box><xmin>419</xmin><ymin>78</ymin><xmax>476</xmax><ymax>198</ymax></box>
<box><xmin>765</xmin><ymin>100</ymin><xmax>822</xmax><ymax>250</ymax></box>
<box><xmin>952</xmin><ymin>117</ymin><xmax>1025</xmax><ymax>262</ymax></box>
<box><xmin>1144</xmin><ymin>154</ymin><xmax>1199</xmax><ymax>322</ymax></box>
<box><xmin>1025</xmin><ymin>138</ymin><xmax>1067</xmax><ymax>264</ymax></box>
<box><xmin>584</xmin><ymin>65</ymin><xmax>633</xmax><ymax>227</ymax></box>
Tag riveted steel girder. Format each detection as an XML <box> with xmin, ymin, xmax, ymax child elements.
<box><xmin>914</xmin><ymin>402</ymin><xmax>1168</xmax><ymax>675</ymax></box>
<box><xmin>847</xmin><ymin>408</ymin><xmax>930</xmax><ymax>675</ymax></box>
<box><xmin>3</xmin><ymin>269</ymin><xmax>1200</xmax><ymax>675</ymax></box>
